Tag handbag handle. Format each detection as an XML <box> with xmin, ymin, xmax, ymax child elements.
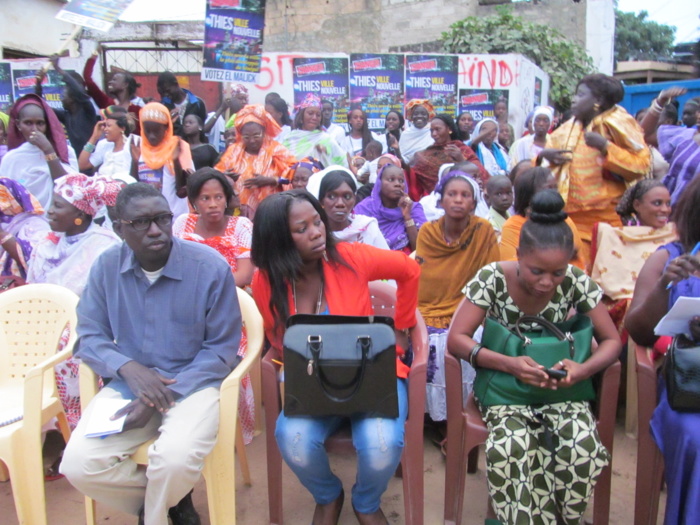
<box><xmin>514</xmin><ymin>315</ymin><xmax>575</xmax><ymax>358</ymax></box>
<box><xmin>308</xmin><ymin>336</ymin><xmax>372</xmax><ymax>403</ymax></box>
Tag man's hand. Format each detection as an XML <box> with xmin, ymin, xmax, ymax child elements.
<box><xmin>118</xmin><ymin>361</ymin><xmax>177</xmax><ymax>412</ymax></box>
<box><xmin>112</xmin><ymin>399</ymin><xmax>158</xmax><ymax>432</ymax></box>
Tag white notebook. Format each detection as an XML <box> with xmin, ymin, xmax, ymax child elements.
<box><xmin>84</xmin><ymin>398</ymin><xmax>131</xmax><ymax>438</ymax></box>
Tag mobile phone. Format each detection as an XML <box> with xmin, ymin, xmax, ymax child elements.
<box><xmin>545</xmin><ymin>368</ymin><xmax>567</xmax><ymax>380</ymax></box>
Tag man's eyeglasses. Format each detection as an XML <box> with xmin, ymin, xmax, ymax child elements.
<box><xmin>119</xmin><ymin>213</ymin><xmax>173</xmax><ymax>231</ymax></box>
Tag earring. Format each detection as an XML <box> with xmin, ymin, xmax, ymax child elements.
<box><xmin>74</xmin><ymin>217</ymin><xmax>83</xmax><ymax>226</ymax></box>
<box><xmin>323</xmin><ymin>250</ymin><xmax>329</xmax><ymax>262</ymax></box>
<box><xmin>593</xmin><ymin>103</ymin><xmax>600</xmax><ymax>112</ymax></box>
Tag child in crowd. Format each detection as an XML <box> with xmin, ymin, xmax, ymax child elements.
<box><xmin>290</xmin><ymin>157</ymin><xmax>323</xmax><ymax>190</ymax></box>
<box><xmin>355</xmin><ymin>139</ymin><xmax>384</xmax><ymax>184</ymax></box>
<box><xmin>485</xmin><ymin>175</ymin><xmax>513</xmax><ymax>239</ymax></box>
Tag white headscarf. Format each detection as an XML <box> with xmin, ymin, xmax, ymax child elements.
<box><xmin>419</xmin><ymin>163</ymin><xmax>489</xmax><ymax>221</ymax></box>
<box><xmin>305</xmin><ymin>165</ymin><xmax>359</xmax><ymax>201</ymax></box>
<box><xmin>530</xmin><ymin>106</ymin><xmax>554</xmax><ymax>132</ymax></box>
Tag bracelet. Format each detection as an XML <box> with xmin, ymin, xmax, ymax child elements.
<box><xmin>45</xmin><ymin>152</ymin><xmax>58</xmax><ymax>162</ymax></box>
<box><xmin>0</xmin><ymin>232</ymin><xmax>14</xmax><ymax>245</ymax></box>
<box><xmin>404</xmin><ymin>219</ymin><xmax>415</xmax><ymax>228</ymax></box>
<box><xmin>83</xmin><ymin>142</ymin><xmax>96</xmax><ymax>153</ymax></box>
<box><xmin>469</xmin><ymin>343</ymin><xmax>483</xmax><ymax>368</ymax></box>
<box><xmin>650</xmin><ymin>98</ymin><xmax>664</xmax><ymax>114</ymax></box>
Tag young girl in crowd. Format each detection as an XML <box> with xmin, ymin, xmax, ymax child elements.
<box><xmin>251</xmin><ymin>189</ymin><xmax>420</xmax><ymax>525</ymax></box>
<box><xmin>353</xmin><ymin>163</ymin><xmax>426</xmax><ymax>253</ymax></box>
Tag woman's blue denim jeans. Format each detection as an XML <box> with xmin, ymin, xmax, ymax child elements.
<box><xmin>275</xmin><ymin>378</ymin><xmax>408</xmax><ymax>514</ymax></box>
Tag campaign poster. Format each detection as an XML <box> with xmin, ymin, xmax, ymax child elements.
<box><xmin>201</xmin><ymin>0</ymin><xmax>266</xmax><ymax>84</ymax></box>
<box><xmin>405</xmin><ymin>55</ymin><xmax>458</xmax><ymax>118</ymax></box>
<box><xmin>458</xmin><ymin>89</ymin><xmax>509</xmax><ymax>125</ymax></box>
<box><xmin>0</xmin><ymin>63</ymin><xmax>13</xmax><ymax>113</ymax></box>
<box><xmin>55</xmin><ymin>0</ymin><xmax>135</xmax><ymax>32</ymax></box>
<box><xmin>534</xmin><ymin>76</ymin><xmax>543</xmax><ymax>108</ymax></box>
<box><xmin>293</xmin><ymin>57</ymin><xmax>349</xmax><ymax>126</ymax></box>
<box><xmin>349</xmin><ymin>53</ymin><xmax>404</xmax><ymax>131</ymax></box>
<box><xmin>11</xmin><ymin>65</ymin><xmax>68</xmax><ymax>111</ymax></box>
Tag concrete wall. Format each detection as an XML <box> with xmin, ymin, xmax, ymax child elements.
<box><xmin>262</xmin><ymin>0</ymin><xmax>591</xmax><ymax>54</ymax></box>
<box><xmin>1</xmin><ymin>0</ymin><xmax>79</xmax><ymax>58</ymax></box>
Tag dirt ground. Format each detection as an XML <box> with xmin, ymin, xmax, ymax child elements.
<box><xmin>1</xmin><ymin>416</ymin><xmax>665</xmax><ymax>525</ymax></box>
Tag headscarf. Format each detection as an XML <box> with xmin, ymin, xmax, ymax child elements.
<box><xmin>234</xmin><ymin>104</ymin><xmax>281</xmax><ymax>138</ymax></box>
<box><xmin>292</xmin><ymin>156</ymin><xmax>324</xmax><ymax>174</ymax></box>
<box><xmin>298</xmin><ymin>93</ymin><xmax>322</xmax><ymax>110</ymax></box>
<box><xmin>353</xmin><ymin>163</ymin><xmax>427</xmax><ymax>251</ymax></box>
<box><xmin>405</xmin><ymin>99</ymin><xmax>436</xmax><ymax>121</ymax></box>
<box><xmin>0</xmin><ymin>111</ymin><xmax>9</xmax><ymax>132</ymax></box>
<box><xmin>53</xmin><ymin>173</ymin><xmax>124</xmax><ymax>217</ymax></box>
<box><xmin>420</xmin><ymin>164</ymin><xmax>489</xmax><ymax>221</ymax></box>
<box><xmin>306</xmin><ymin>165</ymin><xmax>358</xmax><ymax>200</ymax></box>
<box><xmin>231</xmin><ymin>84</ymin><xmax>249</xmax><ymax>96</ymax></box>
<box><xmin>140</xmin><ymin>102</ymin><xmax>180</xmax><ymax>172</ymax></box>
<box><xmin>0</xmin><ymin>178</ymin><xmax>44</xmax><ymax>222</ymax></box>
<box><xmin>99</xmin><ymin>105</ymin><xmax>127</xmax><ymax>120</ymax></box>
<box><xmin>7</xmin><ymin>94</ymin><xmax>70</xmax><ymax>164</ymax></box>
<box><xmin>531</xmin><ymin>106</ymin><xmax>554</xmax><ymax>132</ymax></box>
<box><xmin>378</xmin><ymin>153</ymin><xmax>402</xmax><ymax>168</ymax></box>
<box><xmin>472</xmin><ymin>118</ymin><xmax>508</xmax><ymax>173</ymax></box>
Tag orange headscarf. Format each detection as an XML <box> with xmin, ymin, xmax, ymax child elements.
<box><xmin>405</xmin><ymin>99</ymin><xmax>436</xmax><ymax>121</ymax></box>
<box><xmin>140</xmin><ymin>102</ymin><xmax>180</xmax><ymax>172</ymax></box>
<box><xmin>234</xmin><ymin>104</ymin><xmax>282</xmax><ymax>139</ymax></box>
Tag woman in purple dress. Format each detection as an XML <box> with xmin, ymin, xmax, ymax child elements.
<box><xmin>641</xmin><ymin>87</ymin><xmax>700</xmax><ymax>204</ymax></box>
<box><xmin>626</xmin><ymin>175</ymin><xmax>700</xmax><ymax>524</ymax></box>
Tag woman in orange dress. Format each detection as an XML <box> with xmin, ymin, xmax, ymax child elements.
<box><xmin>215</xmin><ymin>104</ymin><xmax>297</xmax><ymax>219</ymax></box>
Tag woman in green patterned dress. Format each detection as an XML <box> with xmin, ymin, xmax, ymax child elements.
<box><xmin>447</xmin><ymin>189</ymin><xmax>621</xmax><ymax>525</ymax></box>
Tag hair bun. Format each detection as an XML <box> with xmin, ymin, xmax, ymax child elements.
<box><xmin>529</xmin><ymin>189</ymin><xmax>567</xmax><ymax>224</ymax></box>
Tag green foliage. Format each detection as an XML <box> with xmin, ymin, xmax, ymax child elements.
<box><xmin>614</xmin><ymin>10</ymin><xmax>676</xmax><ymax>63</ymax></box>
<box><xmin>440</xmin><ymin>7</ymin><xmax>594</xmax><ymax>111</ymax></box>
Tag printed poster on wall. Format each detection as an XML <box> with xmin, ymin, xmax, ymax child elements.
<box><xmin>11</xmin><ymin>65</ymin><xmax>68</xmax><ymax>111</ymax></box>
<box><xmin>458</xmin><ymin>89</ymin><xmax>509</xmax><ymax>126</ymax></box>
<box><xmin>534</xmin><ymin>76</ymin><xmax>543</xmax><ymax>108</ymax></box>
<box><xmin>293</xmin><ymin>57</ymin><xmax>349</xmax><ymax>126</ymax></box>
<box><xmin>55</xmin><ymin>0</ymin><xmax>135</xmax><ymax>32</ymax></box>
<box><xmin>349</xmin><ymin>54</ymin><xmax>404</xmax><ymax>131</ymax></box>
<box><xmin>201</xmin><ymin>0</ymin><xmax>266</xmax><ymax>84</ymax></box>
<box><xmin>405</xmin><ymin>55</ymin><xmax>458</xmax><ymax>119</ymax></box>
<box><xmin>0</xmin><ymin>63</ymin><xmax>13</xmax><ymax>113</ymax></box>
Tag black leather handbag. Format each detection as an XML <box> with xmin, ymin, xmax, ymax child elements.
<box><xmin>282</xmin><ymin>314</ymin><xmax>398</xmax><ymax>418</ymax></box>
<box><xmin>664</xmin><ymin>334</ymin><xmax>700</xmax><ymax>411</ymax></box>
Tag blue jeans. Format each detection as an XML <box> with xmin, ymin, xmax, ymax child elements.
<box><xmin>275</xmin><ymin>378</ymin><xmax>408</xmax><ymax>514</ymax></box>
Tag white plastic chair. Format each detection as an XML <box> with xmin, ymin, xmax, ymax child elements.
<box><xmin>0</xmin><ymin>283</ymin><xmax>79</xmax><ymax>525</ymax></box>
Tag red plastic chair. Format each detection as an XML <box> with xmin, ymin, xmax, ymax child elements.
<box><xmin>633</xmin><ymin>339</ymin><xmax>664</xmax><ymax>525</ymax></box>
<box><xmin>443</xmin><ymin>348</ymin><xmax>621</xmax><ymax>525</ymax></box>
<box><xmin>261</xmin><ymin>281</ymin><xmax>428</xmax><ymax>525</ymax></box>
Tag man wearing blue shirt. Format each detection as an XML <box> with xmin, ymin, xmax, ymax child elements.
<box><xmin>61</xmin><ymin>183</ymin><xmax>241</xmax><ymax>525</ymax></box>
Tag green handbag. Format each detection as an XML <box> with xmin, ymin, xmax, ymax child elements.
<box><xmin>473</xmin><ymin>314</ymin><xmax>596</xmax><ymax>406</ymax></box>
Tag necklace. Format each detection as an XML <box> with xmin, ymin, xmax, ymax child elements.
<box><xmin>292</xmin><ymin>277</ymin><xmax>324</xmax><ymax>314</ymax></box>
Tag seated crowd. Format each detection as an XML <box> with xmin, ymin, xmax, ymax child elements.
<box><xmin>1</xmin><ymin>62</ymin><xmax>699</xmax><ymax>525</ymax></box>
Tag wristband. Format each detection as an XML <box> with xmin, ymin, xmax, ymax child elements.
<box><xmin>650</xmin><ymin>98</ymin><xmax>664</xmax><ymax>114</ymax></box>
<box><xmin>404</xmin><ymin>219</ymin><xmax>415</xmax><ymax>228</ymax></box>
<box><xmin>278</xmin><ymin>177</ymin><xmax>290</xmax><ymax>185</ymax></box>
<box><xmin>45</xmin><ymin>152</ymin><xmax>58</xmax><ymax>162</ymax></box>
<box><xmin>83</xmin><ymin>142</ymin><xmax>96</xmax><ymax>153</ymax></box>
<box><xmin>0</xmin><ymin>232</ymin><xmax>14</xmax><ymax>244</ymax></box>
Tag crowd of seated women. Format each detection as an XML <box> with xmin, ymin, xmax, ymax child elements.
<box><xmin>1</xmin><ymin>62</ymin><xmax>700</xmax><ymax>525</ymax></box>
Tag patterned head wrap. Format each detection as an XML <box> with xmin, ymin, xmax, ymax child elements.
<box><xmin>298</xmin><ymin>93</ymin><xmax>322</xmax><ymax>110</ymax></box>
<box><xmin>234</xmin><ymin>104</ymin><xmax>282</xmax><ymax>139</ymax></box>
<box><xmin>0</xmin><ymin>178</ymin><xmax>43</xmax><ymax>222</ymax></box>
<box><xmin>99</xmin><ymin>105</ymin><xmax>127</xmax><ymax>120</ymax></box>
<box><xmin>231</xmin><ymin>84</ymin><xmax>249</xmax><ymax>96</ymax></box>
<box><xmin>292</xmin><ymin>156</ymin><xmax>324</xmax><ymax>174</ymax></box>
<box><xmin>377</xmin><ymin>153</ymin><xmax>402</xmax><ymax>168</ymax></box>
<box><xmin>405</xmin><ymin>99</ymin><xmax>436</xmax><ymax>121</ymax></box>
<box><xmin>53</xmin><ymin>173</ymin><xmax>125</xmax><ymax>216</ymax></box>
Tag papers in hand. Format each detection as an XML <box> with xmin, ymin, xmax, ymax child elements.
<box><xmin>84</xmin><ymin>398</ymin><xmax>131</xmax><ymax>438</ymax></box>
<box><xmin>654</xmin><ymin>296</ymin><xmax>700</xmax><ymax>337</ymax></box>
